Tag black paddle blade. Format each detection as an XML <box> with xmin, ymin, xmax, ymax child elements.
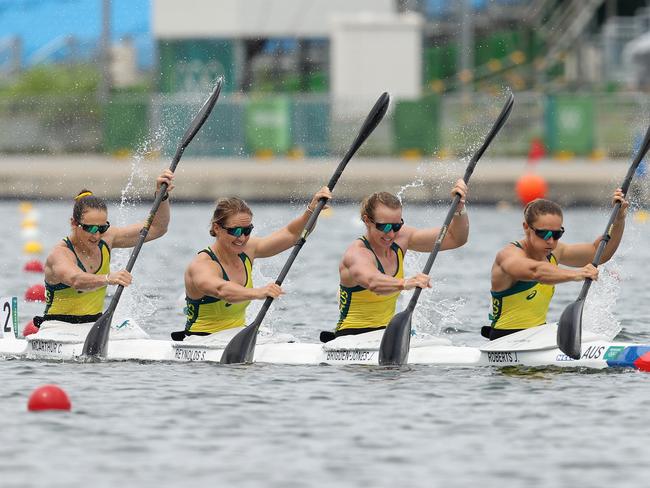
<box><xmin>378</xmin><ymin>310</ymin><xmax>413</xmax><ymax>366</ymax></box>
<box><xmin>81</xmin><ymin>311</ymin><xmax>114</xmax><ymax>358</ymax></box>
<box><xmin>557</xmin><ymin>299</ymin><xmax>584</xmax><ymax>360</ymax></box>
<box><xmin>220</xmin><ymin>320</ymin><xmax>261</xmax><ymax>364</ymax></box>
<box><xmin>179</xmin><ymin>78</ymin><xmax>223</xmax><ymax>150</ymax></box>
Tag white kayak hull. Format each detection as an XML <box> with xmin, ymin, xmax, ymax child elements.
<box><xmin>2</xmin><ymin>323</ymin><xmax>650</xmax><ymax>371</ymax></box>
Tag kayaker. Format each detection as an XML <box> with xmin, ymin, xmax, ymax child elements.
<box><xmin>320</xmin><ymin>180</ymin><xmax>469</xmax><ymax>342</ymax></box>
<box><xmin>483</xmin><ymin>190</ymin><xmax>629</xmax><ymax>340</ymax></box>
<box><xmin>174</xmin><ymin>187</ymin><xmax>332</xmax><ymax>340</ymax></box>
<box><xmin>35</xmin><ymin>170</ymin><xmax>175</xmax><ymax>328</ymax></box>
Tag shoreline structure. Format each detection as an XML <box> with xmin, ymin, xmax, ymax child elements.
<box><xmin>1</xmin><ymin>155</ymin><xmax>647</xmax><ymax>205</ymax></box>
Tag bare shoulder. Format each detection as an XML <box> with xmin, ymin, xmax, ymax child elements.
<box><xmin>495</xmin><ymin>242</ymin><xmax>523</xmax><ymax>263</ymax></box>
<box><xmin>342</xmin><ymin>239</ymin><xmax>370</xmax><ymax>265</ymax></box>
<box><xmin>46</xmin><ymin>241</ymin><xmax>73</xmax><ymax>264</ymax></box>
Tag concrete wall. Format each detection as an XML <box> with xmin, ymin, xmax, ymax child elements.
<box><xmin>0</xmin><ymin>156</ymin><xmax>642</xmax><ymax>206</ymax></box>
<box><xmin>153</xmin><ymin>0</ymin><xmax>394</xmax><ymax>39</ymax></box>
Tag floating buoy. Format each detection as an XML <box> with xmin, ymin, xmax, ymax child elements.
<box><xmin>25</xmin><ymin>284</ymin><xmax>45</xmax><ymax>302</ymax></box>
<box><xmin>24</xmin><ymin>260</ymin><xmax>44</xmax><ymax>273</ymax></box>
<box><xmin>22</xmin><ymin>321</ymin><xmax>38</xmax><ymax>337</ymax></box>
<box><xmin>633</xmin><ymin>210</ymin><xmax>649</xmax><ymax>224</ymax></box>
<box><xmin>516</xmin><ymin>173</ymin><xmax>548</xmax><ymax>205</ymax></box>
<box><xmin>23</xmin><ymin>241</ymin><xmax>43</xmax><ymax>255</ymax></box>
<box><xmin>19</xmin><ymin>202</ymin><xmax>33</xmax><ymax>214</ymax></box>
<box><xmin>27</xmin><ymin>385</ymin><xmax>71</xmax><ymax>412</ymax></box>
<box><xmin>21</xmin><ymin>219</ymin><xmax>38</xmax><ymax>229</ymax></box>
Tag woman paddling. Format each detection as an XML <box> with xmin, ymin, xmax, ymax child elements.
<box><xmin>35</xmin><ymin>170</ymin><xmax>175</xmax><ymax>329</ymax></box>
<box><xmin>484</xmin><ymin>191</ymin><xmax>629</xmax><ymax>340</ymax></box>
<box><xmin>320</xmin><ymin>180</ymin><xmax>469</xmax><ymax>342</ymax></box>
<box><xmin>174</xmin><ymin>187</ymin><xmax>332</xmax><ymax>340</ymax></box>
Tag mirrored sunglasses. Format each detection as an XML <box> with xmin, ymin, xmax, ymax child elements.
<box><xmin>78</xmin><ymin>221</ymin><xmax>111</xmax><ymax>234</ymax></box>
<box><xmin>531</xmin><ymin>226</ymin><xmax>564</xmax><ymax>241</ymax></box>
<box><xmin>221</xmin><ymin>224</ymin><xmax>254</xmax><ymax>237</ymax></box>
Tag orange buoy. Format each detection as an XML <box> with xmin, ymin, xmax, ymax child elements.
<box><xmin>24</xmin><ymin>260</ymin><xmax>44</xmax><ymax>273</ymax></box>
<box><xmin>27</xmin><ymin>385</ymin><xmax>71</xmax><ymax>412</ymax></box>
<box><xmin>516</xmin><ymin>173</ymin><xmax>548</xmax><ymax>205</ymax></box>
<box><xmin>22</xmin><ymin>321</ymin><xmax>39</xmax><ymax>337</ymax></box>
<box><xmin>25</xmin><ymin>284</ymin><xmax>46</xmax><ymax>302</ymax></box>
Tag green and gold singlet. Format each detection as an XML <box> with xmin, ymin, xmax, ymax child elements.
<box><xmin>44</xmin><ymin>237</ymin><xmax>110</xmax><ymax>317</ymax></box>
<box><xmin>185</xmin><ymin>247</ymin><xmax>253</xmax><ymax>334</ymax></box>
<box><xmin>336</xmin><ymin>237</ymin><xmax>404</xmax><ymax>332</ymax></box>
<box><xmin>490</xmin><ymin>242</ymin><xmax>557</xmax><ymax>330</ymax></box>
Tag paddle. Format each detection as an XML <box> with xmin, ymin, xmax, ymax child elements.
<box><xmin>219</xmin><ymin>92</ymin><xmax>391</xmax><ymax>364</ymax></box>
<box><xmin>82</xmin><ymin>78</ymin><xmax>223</xmax><ymax>358</ymax></box>
<box><xmin>557</xmin><ymin>123</ymin><xmax>650</xmax><ymax>359</ymax></box>
<box><xmin>378</xmin><ymin>92</ymin><xmax>515</xmax><ymax>366</ymax></box>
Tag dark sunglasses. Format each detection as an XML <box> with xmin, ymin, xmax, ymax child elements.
<box><xmin>78</xmin><ymin>221</ymin><xmax>111</xmax><ymax>234</ymax></box>
<box><xmin>221</xmin><ymin>224</ymin><xmax>254</xmax><ymax>237</ymax></box>
<box><xmin>531</xmin><ymin>226</ymin><xmax>564</xmax><ymax>241</ymax></box>
<box><xmin>370</xmin><ymin>218</ymin><xmax>404</xmax><ymax>234</ymax></box>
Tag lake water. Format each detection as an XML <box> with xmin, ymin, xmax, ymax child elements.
<box><xmin>2</xmin><ymin>199</ymin><xmax>650</xmax><ymax>488</ymax></box>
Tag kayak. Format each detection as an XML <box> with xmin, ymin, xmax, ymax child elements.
<box><xmin>1</xmin><ymin>318</ymin><xmax>649</xmax><ymax>371</ymax></box>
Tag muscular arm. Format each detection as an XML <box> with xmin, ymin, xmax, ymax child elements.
<box><xmin>342</xmin><ymin>247</ymin><xmax>405</xmax><ymax>295</ymax></box>
<box><xmin>46</xmin><ymin>247</ymin><xmax>107</xmax><ymax>291</ymax></box>
<box><xmin>555</xmin><ymin>218</ymin><xmax>625</xmax><ymax>267</ymax></box>
<box><xmin>496</xmin><ymin>246</ymin><xmax>583</xmax><ymax>286</ymax></box>
<box><xmin>187</xmin><ymin>260</ymin><xmax>263</xmax><ymax>303</ymax></box>
<box><xmin>405</xmin><ymin>211</ymin><xmax>469</xmax><ymax>253</ymax></box>
<box><xmin>107</xmin><ymin>199</ymin><xmax>171</xmax><ymax>249</ymax></box>
<box><xmin>247</xmin><ymin>209</ymin><xmax>312</xmax><ymax>259</ymax></box>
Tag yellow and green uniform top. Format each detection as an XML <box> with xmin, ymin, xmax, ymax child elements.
<box><xmin>336</xmin><ymin>236</ymin><xmax>404</xmax><ymax>332</ymax></box>
<box><xmin>44</xmin><ymin>237</ymin><xmax>110</xmax><ymax>317</ymax></box>
<box><xmin>489</xmin><ymin>241</ymin><xmax>557</xmax><ymax>330</ymax></box>
<box><xmin>185</xmin><ymin>247</ymin><xmax>253</xmax><ymax>334</ymax></box>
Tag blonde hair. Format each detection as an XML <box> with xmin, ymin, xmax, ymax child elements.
<box><xmin>360</xmin><ymin>192</ymin><xmax>402</xmax><ymax>220</ymax></box>
<box><xmin>210</xmin><ymin>197</ymin><xmax>253</xmax><ymax>236</ymax></box>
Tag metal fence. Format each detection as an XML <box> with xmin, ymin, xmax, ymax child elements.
<box><xmin>0</xmin><ymin>91</ymin><xmax>646</xmax><ymax>158</ymax></box>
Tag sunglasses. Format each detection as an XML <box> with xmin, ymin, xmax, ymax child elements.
<box><xmin>369</xmin><ymin>218</ymin><xmax>404</xmax><ymax>234</ymax></box>
<box><xmin>221</xmin><ymin>224</ymin><xmax>254</xmax><ymax>237</ymax></box>
<box><xmin>531</xmin><ymin>226</ymin><xmax>564</xmax><ymax>241</ymax></box>
<box><xmin>78</xmin><ymin>221</ymin><xmax>111</xmax><ymax>234</ymax></box>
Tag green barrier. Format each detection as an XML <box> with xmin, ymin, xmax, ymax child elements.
<box><xmin>103</xmin><ymin>95</ymin><xmax>148</xmax><ymax>153</ymax></box>
<box><xmin>291</xmin><ymin>98</ymin><xmax>329</xmax><ymax>156</ymax></box>
<box><xmin>160</xmin><ymin>98</ymin><xmax>245</xmax><ymax>157</ymax></box>
<box><xmin>245</xmin><ymin>96</ymin><xmax>291</xmax><ymax>155</ymax></box>
<box><xmin>393</xmin><ymin>95</ymin><xmax>440</xmax><ymax>156</ymax></box>
<box><xmin>545</xmin><ymin>95</ymin><xmax>595</xmax><ymax>156</ymax></box>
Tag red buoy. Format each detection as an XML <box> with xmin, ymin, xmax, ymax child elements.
<box><xmin>27</xmin><ymin>385</ymin><xmax>71</xmax><ymax>411</ymax></box>
<box><xmin>516</xmin><ymin>173</ymin><xmax>548</xmax><ymax>205</ymax></box>
<box><xmin>25</xmin><ymin>284</ymin><xmax>46</xmax><ymax>302</ymax></box>
<box><xmin>24</xmin><ymin>260</ymin><xmax>44</xmax><ymax>273</ymax></box>
<box><xmin>22</xmin><ymin>321</ymin><xmax>38</xmax><ymax>337</ymax></box>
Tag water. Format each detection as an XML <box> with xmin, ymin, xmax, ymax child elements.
<box><xmin>2</xmin><ymin>200</ymin><xmax>650</xmax><ymax>488</ymax></box>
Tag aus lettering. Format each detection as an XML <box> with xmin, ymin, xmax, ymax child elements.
<box><xmin>581</xmin><ymin>345</ymin><xmax>605</xmax><ymax>360</ymax></box>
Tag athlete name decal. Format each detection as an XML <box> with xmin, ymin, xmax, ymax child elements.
<box><xmin>30</xmin><ymin>340</ymin><xmax>63</xmax><ymax>354</ymax></box>
<box><xmin>486</xmin><ymin>351</ymin><xmax>519</xmax><ymax>363</ymax></box>
<box><xmin>174</xmin><ymin>348</ymin><xmax>206</xmax><ymax>361</ymax></box>
<box><xmin>325</xmin><ymin>349</ymin><xmax>375</xmax><ymax>361</ymax></box>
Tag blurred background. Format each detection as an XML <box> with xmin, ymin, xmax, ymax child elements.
<box><xmin>0</xmin><ymin>0</ymin><xmax>648</xmax><ymax>159</ymax></box>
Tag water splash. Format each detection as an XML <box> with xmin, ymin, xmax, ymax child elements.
<box><xmin>583</xmin><ymin>264</ymin><xmax>622</xmax><ymax>340</ymax></box>
<box><xmin>112</xmin><ymin>127</ymin><xmax>169</xmax><ymax>328</ymax></box>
